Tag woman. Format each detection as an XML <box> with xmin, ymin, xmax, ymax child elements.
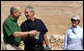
<box><xmin>63</xmin><ymin>15</ymin><xmax>83</xmax><ymax>50</ymax></box>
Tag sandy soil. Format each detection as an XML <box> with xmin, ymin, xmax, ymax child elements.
<box><xmin>1</xmin><ymin>1</ymin><xmax>83</xmax><ymax>50</ymax></box>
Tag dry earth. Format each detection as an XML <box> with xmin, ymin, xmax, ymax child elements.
<box><xmin>1</xmin><ymin>1</ymin><xmax>83</xmax><ymax>50</ymax></box>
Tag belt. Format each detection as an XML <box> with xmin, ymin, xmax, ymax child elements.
<box><xmin>33</xmin><ymin>45</ymin><xmax>44</xmax><ymax>50</ymax></box>
<box><xmin>34</xmin><ymin>44</ymin><xmax>43</xmax><ymax>47</ymax></box>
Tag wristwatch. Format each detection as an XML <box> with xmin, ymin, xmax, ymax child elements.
<box><xmin>28</xmin><ymin>31</ymin><xmax>31</xmax><ymax>35</ymax></box>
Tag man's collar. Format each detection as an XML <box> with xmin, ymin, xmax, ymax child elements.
<box><xmin>8</xmin><ymin>15</ymin><xmax>15</xmax><ymax>21</ymax></box>
<box><xmin>8</xmin><ymin>15</ymin><xmax>17</xmax><ymax>21</ymax></box>
<box><xmin>27</xmin><ymin>18</ymin><xmax>37</xmax><ymax>22</ymax></box>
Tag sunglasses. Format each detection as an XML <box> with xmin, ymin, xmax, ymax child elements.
<box><xmin>71</xmin><ymin>19</ymin><xmax>77</xmax><ymax>22</ymax></box>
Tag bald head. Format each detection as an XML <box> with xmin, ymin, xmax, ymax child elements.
<box><xmin>10</xmin><ymin>6</ymin><xmax>21</xmax><ymax>15</ymax></box>
<box><xmin>10</xmin><ymin>6</ymin><xmax>21</xmax><ymax>20</ymax></box>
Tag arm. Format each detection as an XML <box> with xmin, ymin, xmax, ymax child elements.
<box><xmin>3</xmin><ymin>21</ymin><xmax>37</xmax><ymax>38</ymax></box>
<box><xmin>62</xmin><ymin>30</ymin><xmax>68</xmax><ymax>50</ymax></box>
<box><xmin>13</xmin><ymin>31</ymin><xmax>29</xmax><ymax>38</ymax></box>
<box><xmin>13</xmin><ymin>30</ymin><xmax>37</xmax><ymax>38</ymax></box>
<box><xmin>81</xmin><ymin>29</ymin><xmax>83</xmax><ymax>48</ymax></box>
<box><xmin>40</xmin><ymin>20</ymin><xmax>49</xmax><ymax>47</ymax></box>
<box><xmin>43</xmin><ymin>34</ymin><xmax>49</xmax><ymax>47</ymax></box>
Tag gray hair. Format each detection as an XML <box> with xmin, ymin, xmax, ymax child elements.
<box><xmin>25</xmin><ymin>6</ymin><xmax>35</xmax><ymax>12</ymax></box>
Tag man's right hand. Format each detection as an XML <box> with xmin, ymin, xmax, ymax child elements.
<box><xmin>29</xmin><ymin>30</ymin><xmax>37</xmax><ymax>36</ymax></box>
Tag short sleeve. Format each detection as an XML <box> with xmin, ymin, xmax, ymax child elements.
<box><xmin>40</xmin><ymin>20</ymin><xmax>48</xmax><ymax>34</ymax></box>
<box><xmin>3</xmin><ymin>21</ymin><xmax>17</xmax><ymax>37</ymax></box>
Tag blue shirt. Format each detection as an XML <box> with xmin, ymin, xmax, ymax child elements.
<box><xmin>63</xmin><ymin>25</ymin><xmax>83</xmax><ymax>50</ymax></box>
<box><xmin>21</xmin><ymin>18</ymin><xmax>48</xmax><ymax>48</ymax></box>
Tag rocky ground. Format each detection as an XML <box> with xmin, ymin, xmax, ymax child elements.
<box><xmin>47</xmin><ymin>34</ymin><xmax>65</xmax><ymax>50</ymax></box>
<box><xmin>1</xmin><ymin>34</ymin><xmax>65</xmax><ymax>50</ymax></box>
<box><xmin>1</xmin><ymin>1</ymin><xmax>83</xmax><ymax>50</ymax></box>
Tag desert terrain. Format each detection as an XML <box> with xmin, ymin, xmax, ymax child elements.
<box><xmin>1</xmin><ymin>1</ymin><xmax>83</xmax><ymax>50</ymax></box>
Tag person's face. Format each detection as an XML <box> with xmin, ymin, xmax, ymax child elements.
<box><xmin>71</xmin><ymin>19</ymin><xmax>78</xmax><ymax>27</ymax></box>
<box><xmin>13</xmin><ymin>9</ymin><xmax>21</xmax><ymax>19</ymax></box>
<box><xmin>24</xmin><ymin>8</ymin><xmax>34</xmax><ymax>19</ymax></box>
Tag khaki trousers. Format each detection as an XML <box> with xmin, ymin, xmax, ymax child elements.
<box><xmin>2</xmin><ymin>42</ymin><xmax>19</xmax><ymax>50</ymax></box>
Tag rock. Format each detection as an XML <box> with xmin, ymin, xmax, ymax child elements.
<box><xmin>19</xmin><ymin>41</ymin><xmax>24</xmax><ymax>50</ymax></box>
<box><xmin>48</xmin><ymin>34</ymin><xmax>65</xmax><ymax>50</ymax></box>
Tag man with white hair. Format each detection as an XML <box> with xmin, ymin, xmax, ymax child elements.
<box><xmin>21</xmin><ymin>6</ymin><xmax>50</xmax><ymax>50</ymax></box>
